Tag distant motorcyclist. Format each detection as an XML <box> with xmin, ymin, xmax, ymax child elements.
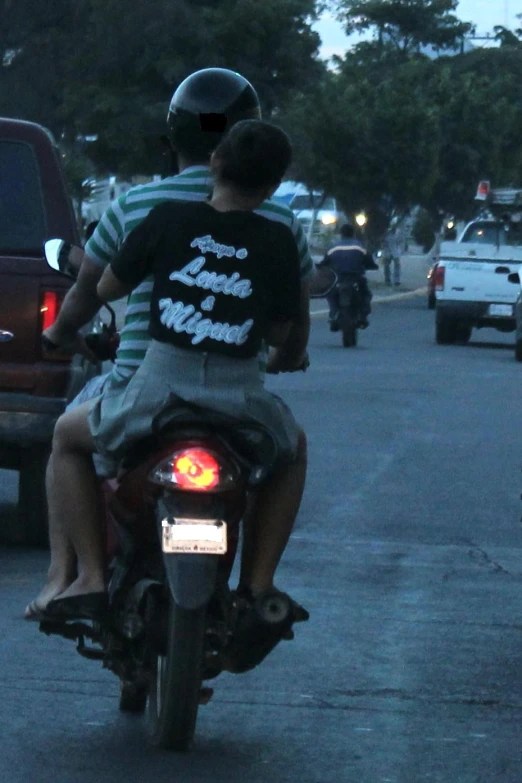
<box><xmin>318</xmin><ymin>223</ymin><xmax>378</xmax><ymax>330</ymax></box>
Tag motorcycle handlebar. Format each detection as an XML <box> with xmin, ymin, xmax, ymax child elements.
<box><xmin>85</xmin><ymin>330</ymin><xmax>120</xmax><ymax>362</ymax></box>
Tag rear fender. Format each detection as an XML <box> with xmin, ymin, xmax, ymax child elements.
<box><xmin>155</xmin><ymin>498</ymin><xmax>219</xmax><ymax>610</ymax></box>
<box><xmin>338</xmin><ymin>283</ymin><xmax>357</xmax><ymax>309</ymax></box>
<box><xmin>162</xmin><ymin>551</ymin><xmax>219</xmax><ymax>610</ymax></box>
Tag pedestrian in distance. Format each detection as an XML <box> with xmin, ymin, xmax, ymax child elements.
<box><xmin>382</xmin><ymin>226</ymin><xmax>402</xmax><ymax>287</ymax></box>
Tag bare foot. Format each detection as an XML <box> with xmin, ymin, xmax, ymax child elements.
<box><xmin>24</xmin><ymin>579</ymin><xmax>72</xmax><ymax>619</ymax></box>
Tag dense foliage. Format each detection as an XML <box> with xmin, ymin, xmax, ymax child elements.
<box><xmin>278</xmin><ymin>2</ymin><xmax>522</xmax><ymax>231</ymax></box>
<box><xmin>0</xmin><ymin>0</ymin><xmax>325</xmax><ymax>176</ymax></box>
<box><xmin>2</xmin><ymin>0</ymin><xmax>522</xmax><ymax>230</ymax></box>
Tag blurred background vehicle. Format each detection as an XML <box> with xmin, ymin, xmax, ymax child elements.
<box><xmin>0</xmin><ymin>117</ymin><xmax>100</xmax><ymax>545</ymax></box>
<box><xmin>273</xmin><ymin>181</ymin><xmax>344</xmax><ymax>243</ymax></box>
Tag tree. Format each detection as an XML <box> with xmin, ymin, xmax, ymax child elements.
<box><xmin>427</xmin><ymin>47</ymin><xmax>522</xmax><ymax>218</ymax></box>
<box><xmin>280</xmin><ymin>37</ymin><xmax>522</xmax><ymax>239</ymax></box>
<box><xmin>0</xmin><ymin>0</ymin><xmax>326</xmax><ymax>176</ymax></box>
<box><xmin>278</xmin><ymin>52</ymin><xmax>440</xmax><ymax>241</ymax></box>
<box><xmin>335</xmin><ymin>0</ymin><xmax>473</xmax><ymax>55</ymax></box>
<box><xmin>494</xmin><ymin>15</ymin><xmax>522</xmax><ymax>48</ymax></box>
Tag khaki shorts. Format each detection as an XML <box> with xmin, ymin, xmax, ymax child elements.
<box><xmin>88</xmin><ymin>341</ymin><xmax>300</xmax><ymax>469</ymax></box>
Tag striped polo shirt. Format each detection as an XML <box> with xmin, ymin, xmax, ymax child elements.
<box><xmin>86</xmin><ymin>165</ymin><xmax>313</xmax><ymax>377</ymax></box>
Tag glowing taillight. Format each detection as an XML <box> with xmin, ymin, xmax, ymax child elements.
<box><xmin>434</xmin><ymin>265</ymin><xmax>445</xmax><ymax>291</ymax></box>
<box><xmin>173</xmin><ymin>449</ymin><xmax>220</xmax><ymax>490</ymax></box>
<box><xmin>40</xmin><ymin>291</ymin><xmax>60</xmax><ymax>331</ymax></box>
<box><xmin>150</xmin><ymin>447</ymin><xmax>240</xmax><ymax>492</ymax></box>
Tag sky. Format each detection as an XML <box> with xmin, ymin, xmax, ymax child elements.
<box><xmin>314</xmin><ymin>1</ymin><xmax>522</xmax><ymax>60</ymax></box>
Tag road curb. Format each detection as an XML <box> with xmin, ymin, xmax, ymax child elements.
<box><xmin>311</xmin><ymin>286</ymin><xmax>427</xmax><ymax>317</ymax></box>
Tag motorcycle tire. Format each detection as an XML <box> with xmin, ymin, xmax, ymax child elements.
<box><xmin>340</xmin><ymin>308</ymin><xmax>357</xmax><ymax>348</ymax></box>
<box><xmin>147</xmin><ymin>598</ymin><xmax>206</xmax><ymax>751</ymax></box>
<box><xmin>119</xmin><ymin>680</ymin><xmax>148</xmax><ymax>713</ymax></box>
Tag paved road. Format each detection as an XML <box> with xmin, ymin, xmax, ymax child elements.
<box><xmin>2</xmin><ymin>294</ymin><xmax>522</xmax><ymax>782</ymax></box>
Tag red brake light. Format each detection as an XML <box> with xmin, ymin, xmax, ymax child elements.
<box><xmin>476</xmin><ymin>180</ymin><xmax>490</xmax><ymax>201</ymax></box>
<box><xmin>173</xmin><ymin>448</ymin><xmax>220</xmax><ymax>491</ymax></box>
<box><xmin>434</xmin><ymin>265</ymin><xmax>445</xmax><ymax>290</ymax></box>
<box><xmin>40</xmin><ymin>291</ymin><xmax>60</xmax><ymax>331</ymax></box>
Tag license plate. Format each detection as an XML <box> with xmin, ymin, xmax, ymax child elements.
<box><xmin>488</xmin><ymin>304</ymin><xmax>513</xmax><ymax>317</ymax></box>
<box><xmin>161</xmin><ymin>518</ymin><xmax>227</xmax><ymax>555</ymax></box>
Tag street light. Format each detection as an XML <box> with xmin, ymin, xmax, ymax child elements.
<box><xmin>355</xmin><ymin>212</ymin><xmax>367</xmax><ymax>228</ymax></box>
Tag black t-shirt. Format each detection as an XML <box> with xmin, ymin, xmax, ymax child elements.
<box><xmin>110</xmin><ymin>201</ymin><xmax>301</xmax><ymax>359</ymax></box>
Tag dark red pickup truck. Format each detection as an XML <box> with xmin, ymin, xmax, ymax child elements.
<box><xmin>0</xmin><ymin>118</ymin><xmax>97</xmax><ymax>544</ymax></box>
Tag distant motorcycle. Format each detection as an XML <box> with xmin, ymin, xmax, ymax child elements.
<box><xmin>310</xmin><ymin>266</ymin><xmax>366</xmax><ymax>348</ymax></box>
<box><xmin>329</xmin><ymin>276</ymin><xmax>365</xmax><ymax>348</ymax></box>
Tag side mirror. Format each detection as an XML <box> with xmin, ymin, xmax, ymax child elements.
<box><xmin>309</xmin><ymin>266</ymin><xmax>338</xmax><ymax>299</ymax></box>
<box><xmin>508</xmin><ymin>272</ymin><xmax>520</xmax><ymax>284</ymax></box>
<box><xmin>44</xmin><ymin>239</ymin><xmax>84</xmax><ymax>280</ymax></box>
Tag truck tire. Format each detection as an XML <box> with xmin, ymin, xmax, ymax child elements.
<box><xmin>428</xmin><ymin>292</ymin><xmax>436</xmax><ymax>310</ymax></box>
<box><xmin>455</xmin><ymin>326</ymin><xmax>472</xmax><ymax>344</ymax></box>
<box><xmin>515</xmin><ymin>339</ymin><xmax>522</xmax><ymax>362</ymax></box>
<box><xmin>435</xmin><ymin>312</ymin><xmax>459</xmax><ymax>345</ymax></box>
<box><xmin>18</xmin><ymin>446</ymin><xmax>50</xmax><ymax>547</ymax></box>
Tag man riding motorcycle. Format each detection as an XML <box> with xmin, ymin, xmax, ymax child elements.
<box><xmin>25</xmin><ymin>67</ymin><xmax>313</xmax><ymax>621</ymax></box>
<box><xmin>318</xmin><ymin>223</ymin><xmax>378</xmax><ymax>331</ymax></box>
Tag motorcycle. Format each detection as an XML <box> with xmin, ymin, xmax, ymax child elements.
<box><xmin>309</xmin><ymin>266</ymin><xmax>363</xmax><ymax>348</ymax></box>
<box><xmin>332</xmin><ymin>276</ymin><xmax>364</xmax><ymax>348</ymax></box>
<box><xmin>39</xmin><ymin>240</ymin><xmax>308</xmax><ymax>752</ymax></box>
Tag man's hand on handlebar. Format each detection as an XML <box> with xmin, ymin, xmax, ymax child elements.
<box><xmin>42</xmin><ymin>324</ymin><xmax>98</xmax><ymax>363</ymax></box>
<box><xmin>266</xmin><ymin>348</ymin><xmax>309</xmax><ymax>375</ymax></box>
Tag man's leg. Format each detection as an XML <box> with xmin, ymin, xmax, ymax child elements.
<box><xmin>384</xmin><ymin>259</ymin><xmax>392</xmax><ymax>285</ymax></box>
<box><xmin>47</xmin><ymin>402</ymin><xmax>105</xmax><ymax>599</ymax></box>
<box><xmin>326</xmin><ymin>287</ymin><xmax>340</xmax><ymax>331</ymax></box>
<box><xmin>24</xmin><ymin>376</ymin><xmax>111</xmax><ymax>617</ymax></box>
<box><xmin>25</xmin><ymin>401</ymin><xmax>105</xmax><ymax>616</ymax></box>
<box><xmin>24</xmin><ymin>454</ymin><xmax>77</xmax><ymax>617</ymax></box>
<box><xmin>359</xmin><ymin>277</ymin><xmax>372</xmax><ymax>318</ymax></box>
<box><xmin>238</xmin><ymin>427</ymin><xmax>307</xmax><ymax>596</ymax></box>
<box><xmin>393</xmin><ymin>256</ymin><xmax>401</xmax><ymax>285</ymax></box>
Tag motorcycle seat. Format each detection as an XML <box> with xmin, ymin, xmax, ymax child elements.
<box><xmin>119</xmin><ymin>411</ymin><xmax>280</xmax><ymax>487</ymax></box>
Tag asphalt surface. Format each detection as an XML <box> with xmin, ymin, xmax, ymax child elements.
<box><xmin>3</xmin><ymin>258</ymin><xmax>522</xmax><ymax>781</ymax></box>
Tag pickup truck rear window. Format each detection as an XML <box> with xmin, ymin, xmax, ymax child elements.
<box><xmin>461</xmin><ymin>223</ymin><xmax>500</xmax><ymax>244</ymax></box>
<box><xmin>0</xmin><ymin>140</ymin><xmax>46</xmax><ymax>254</ymax></box>
<box><xmin>290</xmin><ymin>195</ymin><xmax>336</xmax><ymax>211</ymax></box>
<box><xmin>461</xmin><ymin>221</ymin><xmax>522</xmax><ymax>247</ymax></box>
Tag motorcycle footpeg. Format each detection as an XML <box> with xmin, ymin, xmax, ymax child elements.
<box><xmin>223</xmin><ymin>590</ymin><xmax>309</xmax><ymax>674</ymax></box>
<box><xmin>39</xmin><ymin>618</ymin><xmax>99</xmax><ymax>642</ymax></box>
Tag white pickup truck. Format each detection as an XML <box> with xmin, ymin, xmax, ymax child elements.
<box><xmin>435</xmin><ymin>212</ymin><xmax>522</xmax><ymax>345</ymax></box>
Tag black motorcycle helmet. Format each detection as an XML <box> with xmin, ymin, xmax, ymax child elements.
<box><xmin>166</xmin><ymin>68</ymin><xmax>261</xmax><ymax>161</ymax></box>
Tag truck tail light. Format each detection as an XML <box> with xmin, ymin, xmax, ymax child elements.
<box><xmin>40</xmin><ymin>291</ymin><xmax>67</xmax><ymax>360</ymax></box>
<box><xmin>434</xmin><ymin>265</ymin><xmax>445</xmax><ymax>291</ymax></box>
<box><xmin>40</xmin><ymin>291</ymin><xmax>61</xmax><ymax>331</ymax></box>
<box><xmin>476</xmin><ymin>180</ymin><xmax>490</xmax><ymax>201</ymax></box>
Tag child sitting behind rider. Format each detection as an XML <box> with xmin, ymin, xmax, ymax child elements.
<box><xmin>41</xmin><ymin>120</ymin><xmax>306</xmax><ymax>620</ymax></box>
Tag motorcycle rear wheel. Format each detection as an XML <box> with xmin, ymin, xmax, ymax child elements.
<box><xmin>147</xmin><ymin>598</ymin><xmax>206</xmax><ymax>751</ymax></box>
<box><xmin>340</xmin><ymin>309</ymin><xmax>357</xmax><ymax>347</ymax></box>
<box><xmin>119</xmin><ymin>680</ymin><xmax>148</xmax><ymax>713</ymax></box>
